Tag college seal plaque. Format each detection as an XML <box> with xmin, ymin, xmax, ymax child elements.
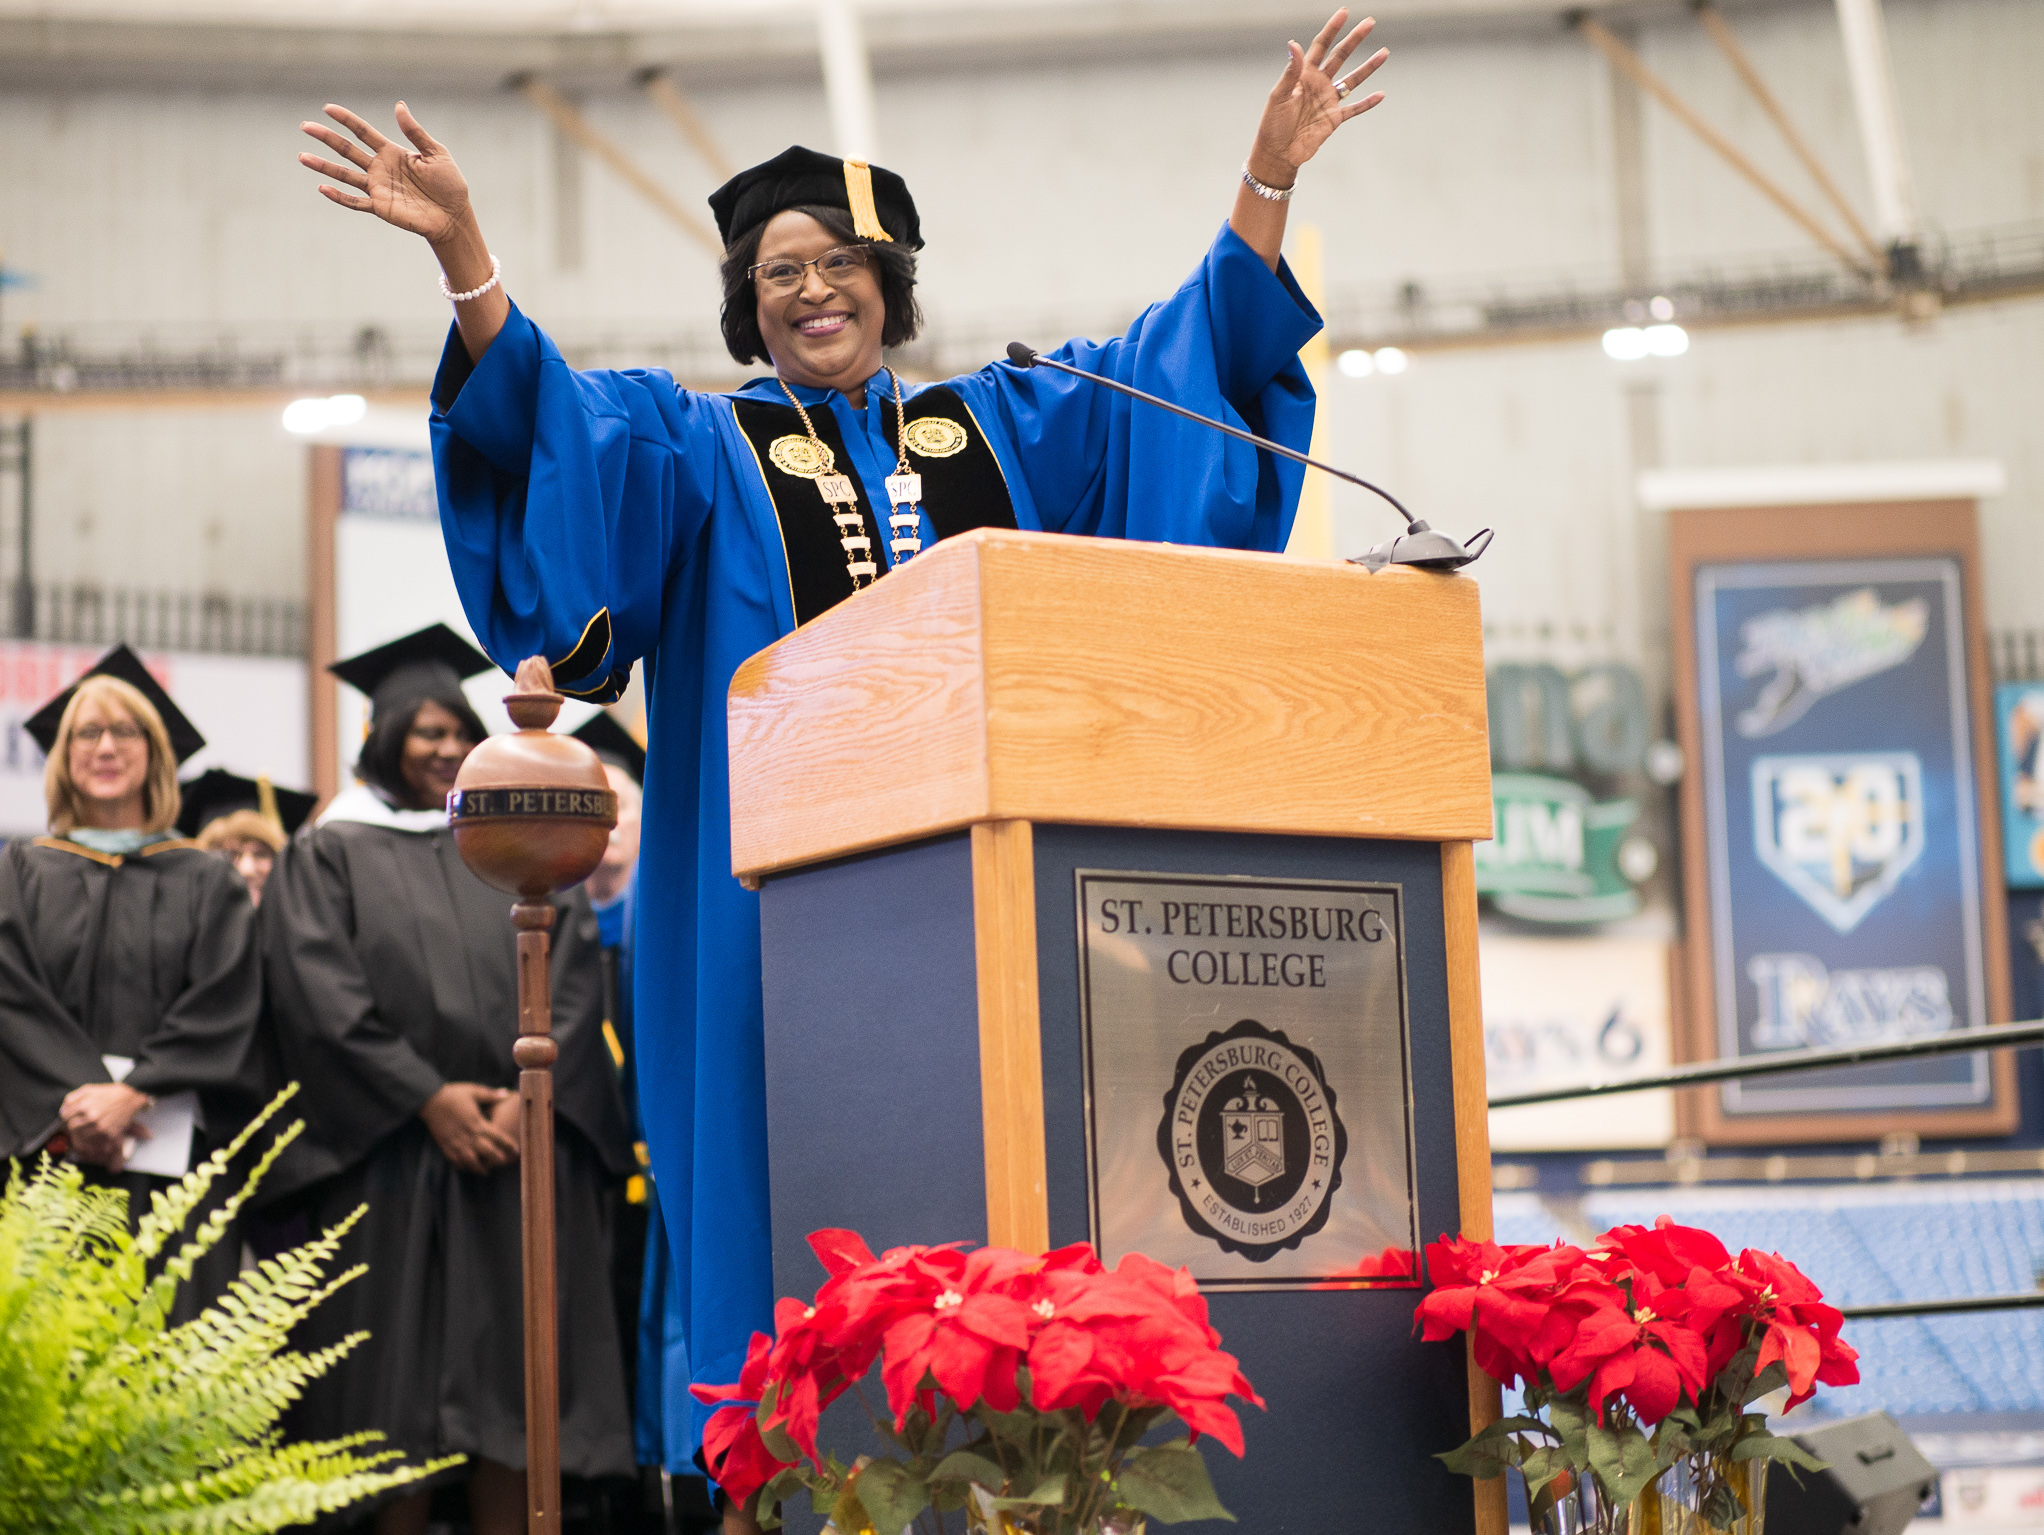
<box><xmin>1076</xmin><ymin>870</ymin><xmax>1420</xmax><ymax>1290</ymax></box>
<box><xmin>1157</xmin><ymin>1019</ymin><xmax>1348</xmax><ymax>1261</ymax></box>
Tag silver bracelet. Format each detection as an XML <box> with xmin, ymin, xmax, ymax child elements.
<box><xmin>1240</xmin><ymin>161</ymin><xmax>1296</xmax><ymax>202</ymax></box>
<box><xmin>439</xmin><ymin>253</ymin><xmax>502</xmax><ymax>304</ymax></box>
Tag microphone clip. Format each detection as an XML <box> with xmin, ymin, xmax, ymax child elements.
<box><xmin>1349</xmin><ymin>521</ymin><xmax>1494</xmax><ymax>574</ymax></box>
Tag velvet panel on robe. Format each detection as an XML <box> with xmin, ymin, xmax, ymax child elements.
<box><xmin>0</xmin><ymin>837</ymin><xmax>265</xmax><ymax>1319</ymax></box>
<box><xmin>260</xmin><ymin>817</ymin><xmax>638</xmax><ymax>1484</ymax></box>
<box><xmin>429</xmin><ymin>221</ymin><xmax>1320</xmax><ymax>1459</ymax></box>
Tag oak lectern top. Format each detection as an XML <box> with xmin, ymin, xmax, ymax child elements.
<box><xmin>727</xmin><ymin>528</ymin><xmax>1492</xmax><ymax>881</ymax></box>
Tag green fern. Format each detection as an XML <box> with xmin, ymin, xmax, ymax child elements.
<box><xmin>0</xmin><ymin>1087</ymin><xmax>458</xmax><ymax>1532</ymax></box>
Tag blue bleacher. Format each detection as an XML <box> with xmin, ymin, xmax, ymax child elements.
<box><xmin>1478</xmin><ymin>1182</ymin><xmax>2044</xmax><ymax>1421</ymax></box>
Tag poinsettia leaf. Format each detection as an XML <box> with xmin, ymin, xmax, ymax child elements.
<box><xmin>930</xmin><ymin>1451</ymin><xmax>1008</xmax><ymax>1489</ymax></box>
<box><xmin>1586</xmin><ymin>1422</ymin><xmax>1660</xmax><ymax>1507</ymax></box>
<box><xmin>988</xmin><ymin>1473</ymin><xmax>1067</xmax><ymax>1508</ymax></box>
<box><xmin>829</xmin><ymin>1486</ymin><xmax>870</xmax><ymax>1534</ymax></box>
<box><xmin>1741</xmin><ymin>1358</ymin><xmax>1790</xmax><ymax>1406</ymax></box>
<box><xmin>1547</xmin><ymin>1397</ymin><xmax>1591</xmax><ymax>1464</ymax></box>
<box><xmin>856</xmin><ymin>1461</ymin><xmax>930</xmax><ymax>1535</ymax></box>
<box><xmin>1117</xmin><ymin>1441</ymin><xmax>1235</xmax><ymax>1524</ymax></box>
<box><xmin>1731</xmin><ymin>1432</ymin><xmax>1827</xmax><ymax>1472</ymax></box>
<box><xmin>1519</xmin><ymin>1444</ymin><xmax>1572</xmax><ymax>1497</ymax></box>
<box><xmin>1110</xmin><ymin>1405</ymin><xmax>1171</xmax><ymax>1453</ymax></box>
<box><xmin>1700</xmin><ymin>1480</ymin><xmax>1744</xmax><ymax>1529</ymax></box>
<box><xmin>1437</xmin><ymin>1420</ymin><xmax>1531</xmax><ymax>1480</ymax></box>
<box><xmin>759</xmin><ymin>1417</ymin><xmax>800</xmax><ymax>1464</ymax></box>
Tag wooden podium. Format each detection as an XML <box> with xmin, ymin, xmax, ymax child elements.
<box><xmin>730</xmin><ymin>529</ymin><xmax>1502</xmax><ymax>1535</ymax></box>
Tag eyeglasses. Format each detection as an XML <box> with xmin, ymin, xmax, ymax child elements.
<box><xmin>747</xmin><ymin>245</ymin><xmax>872</xmax><ymax>295</ymax></box>
<box><xmin>73</xmin><ymin>722</ymin><xmax>145</xmax><ymax>747</ymax></box>
<box><xmin>408</xmin><ymin>723</ymin><xmax>473</xmax><ymax>748</ymax></box>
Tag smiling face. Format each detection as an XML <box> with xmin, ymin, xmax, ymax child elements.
<box><xmin>66</xmin><ymin>694</ymin><xmax>151</xmax><ymax>828</ymax></box>
<box><xmin>398</xmin><ymin>698</ymin><xmax>476</xmax><ymax>811</ymax></box>
<box><xmin>753</xmin><ymin>210</ymin><xmax>887</xmax><ymax>396</ymax></box>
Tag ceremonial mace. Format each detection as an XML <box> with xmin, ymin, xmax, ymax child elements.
<box><xmin>449</xmin><ymin>656</ymin><xmax>619</xmax><ymax>1535</ymax></box>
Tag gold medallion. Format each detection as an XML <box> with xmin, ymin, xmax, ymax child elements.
<box><xmin>903</xmin><ymin>417</ymin><xmax>969</xmax><ymax>459</ymax></box>
<box><xmin>768</xmin><ymin>434</ymin><xmax>835</xmax><ymax>479</ymax></box>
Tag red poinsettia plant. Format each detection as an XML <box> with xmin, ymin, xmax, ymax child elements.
<box><xmin>693</xmin><ymin>1230</ymin><xmax>1263</xmax><ymax>1533</ymax></box>
<box><xmin>1418</xmin><ymin>1217</ymin><xmax>1860</xmax><ymax>1533</ymax></box>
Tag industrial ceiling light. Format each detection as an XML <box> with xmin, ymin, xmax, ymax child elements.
<box><xmin>1336</xmin><ymin>348</ymin><xmax>1375</xmax><ymax>378</ymax></box>
<box><xmin>282</xmin><ymin>393</ymin><xmax>368</xmax><ymax>434</ymax></box>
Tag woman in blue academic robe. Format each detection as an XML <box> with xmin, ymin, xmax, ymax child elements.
<box><xmin>299</xmin><ymin>9</ymin><xmax>1388</xmax><ymax>1522</ymax></box>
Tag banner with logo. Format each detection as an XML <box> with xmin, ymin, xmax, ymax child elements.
<box><xmin>1995</xmin><ymin>682</ymin><xmax>2044</xmax><ymax>889</ymax></box>
<box><xmin>1693</xmin><ymin>557</ymin><xmax>1994</xmax><ymax>1122</ymax></box>
<box><xmin>1482</xmin><ymin>934</ymin><xmax>1676</xmax><ymax>1151</ymax></box>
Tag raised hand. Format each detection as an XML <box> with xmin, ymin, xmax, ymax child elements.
<box><xmin>1253</xmin><ymin>8</ymin><xmax>1389</xmax><ymax>177</ymax></box>
<box><xmin>298</xmin><ymin>102</ymin><xmax>471</xmax><ymax>244</ymax></box>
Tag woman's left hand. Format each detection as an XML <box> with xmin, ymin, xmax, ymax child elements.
<box><xmin>61</xmin><ymin>1081</ymin><xmax>152</xmax><ymax>1170</ymax></box>
<box><xmin>1250</xmin><ymin>8</ymin><xmax>1389</xmax><ymax>182</ymax></box>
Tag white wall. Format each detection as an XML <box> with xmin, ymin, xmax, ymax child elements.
<box><xmin>1</xmin><ymin>0</ymin><xmax>2039</xmax><ymax>663</ymax></box>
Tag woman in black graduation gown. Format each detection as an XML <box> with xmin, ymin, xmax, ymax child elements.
<box><xmin>262</xmin><ymin>624</ymin><xmax>636</xmax><ymax>1535</ymax></box>
<box><xmin>0</xmin><ymin>646</ymin><xmax>263</xmax><ymax>1321</ymax></box>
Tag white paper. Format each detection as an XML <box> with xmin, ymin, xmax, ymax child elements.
<box><xmin>101</xmin><ymin>1054</ymin><xmax>198</xmax><ymax>1178</ymax></box>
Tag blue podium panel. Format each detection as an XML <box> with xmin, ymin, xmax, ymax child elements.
<box><xmin>759</xmin><ymin>825</ymin><xmax>1473</xmax><ymax>1535</ymax></box>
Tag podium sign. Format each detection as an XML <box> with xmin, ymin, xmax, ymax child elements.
<box><xmin>1076</xmin><ymin>870</ymin><xmax>1419</xmax><ymax>1288</ymax></box>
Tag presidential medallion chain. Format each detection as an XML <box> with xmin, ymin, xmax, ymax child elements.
<box><xmin>774</xmin><ymin>371</ymin><xmax>925</xmax><ymax>592</ymax></box>
<box><xmin>776</xmin><ymin>378</ymin><xmax>876</xmax><ymax>589</ymax></box>
<box><xmin>879</xmin><ymin>368</ymin><xmax>924</xmax><ymax>566</ymax></box>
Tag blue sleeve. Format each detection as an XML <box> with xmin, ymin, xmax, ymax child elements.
<box><xmin>970</xmin><ymin>222</ymin><xmax>1320</xmax><ymax>551</ymax></box>
<box><xmin>429</xmin><ymin>303</ymin><xmax>719</xmax><ymax>700</ymax></box>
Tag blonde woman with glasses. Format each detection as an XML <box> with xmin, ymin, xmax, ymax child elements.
<box><xmin>0</xmin><ymin>645</ymin><xmax>264</xmax><ymax>1322</ymax></box>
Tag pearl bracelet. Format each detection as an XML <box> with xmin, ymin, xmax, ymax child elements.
<box><xmin>1240</xmin><ymin>162</ymin><xmax>1297</xmax><ymax>202</ymax></box>
<box><xmin>439</xmin><ymin>254</ymin><xmax>502</xmax><ymax>304</ymax></box>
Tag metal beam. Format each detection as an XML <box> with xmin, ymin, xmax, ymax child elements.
<box><xmin>1834</xmin><ymin>0</ymin><xmax>1918</xmax><ymax>252</ymax></box>
<box><xmin>1693</xmin><ymin>2</ymin><xmax>1880</xmax><ymax>261</ymax></box>
<box><xmin>515</xmin><ymin>76</ymin><xmax>722</xmax><ymax>259</ymax></box>
<box><xmin>1576</xmin><ymin>15</ymin><xmax>1873</xmax><ymax>280</ymax></box>
<box><xmin>638</xmin><ymin>70</ymin><xmax>733</xmax><ymax>180</ymax></box>
<box><xmin>1839</xmin><ymin>1293</ymin><xmax>2044</xmax><ymax>1321</ymax></box>
<box><xmin>816</xmin><ymin>0</ymin><xmax>880</xmax><ymax>162</ymax></box>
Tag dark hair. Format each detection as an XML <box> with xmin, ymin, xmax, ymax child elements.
<box><xmin>355</xmin><ymin>689</ymin><xmax>488</xmax><ymax>806</ymax></box>
<box><xmin>719</xmin><ymin>203</ymin><xmax>923</xmax><ymax>366</ymax></box>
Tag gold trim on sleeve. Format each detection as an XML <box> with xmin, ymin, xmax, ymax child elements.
<box><xmin>549</xmin><ymin>607</ymin><xmax>612</xmax><ymax>687</ymax></box>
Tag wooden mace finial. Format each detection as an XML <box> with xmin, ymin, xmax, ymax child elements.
<box><xmin>506</xmin><ymin>654</ymin><xmax>563</xmax><ymax>731</ymax></box>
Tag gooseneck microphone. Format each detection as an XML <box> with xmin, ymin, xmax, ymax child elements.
<box><xmin>1003</xmin><ymin>341</ymin><xmax>1491</xmax><ymax>571</ymax></box>
<box><xmin>1005</xmin><ymin>341</ymin><xmax>1414</xmax><ymax>525</ymax></box>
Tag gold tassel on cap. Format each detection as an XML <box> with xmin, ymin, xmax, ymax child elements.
<box><xmin>256</xmin><ymin>775</ymin><xmax>282</xmax><ymax>836</ymax></box>
<box><xmin>842</xmin><ymin>159</ymin><xmax>894</xmax><ymax>243</ymax></box>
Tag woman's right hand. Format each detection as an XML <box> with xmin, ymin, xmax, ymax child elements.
<box><xmin>299</xmin><ymin>103</ymin><xmax>472</xmax><ymax>244</ymax></box>
<box><xmin>419</xmin><ymin>1081</ymin><xmax>518</xmax><ymax>1175</ymax></box>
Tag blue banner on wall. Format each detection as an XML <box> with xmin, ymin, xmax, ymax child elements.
<box><xmin>1995</xmin><ymin>682</ymin><xmax>2044</xmax><ymax>890</ymax></box>
<box><xmin>341</xmin><ymin>446</ymin><xmax>436</xmax><ymax>520</ymax></box>
<box><xmin>1697</xmin><ymin>558</ymin><xmax>1990</xmax><ymax>1116</ymax></box>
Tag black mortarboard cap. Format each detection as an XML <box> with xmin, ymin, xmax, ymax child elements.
<box><xmin>24</xmin><ymin>642</ymin><xmax>206</xmax><ymax>764</ymax></box>
<box><xmin>175</xmin><ymin>767</ymin><xmax>319</xmax><ymax>840</ymax></box>
<box><xmin>709</xmin><ymin>145</ymin><xmax>922</xmax><ymax>251</ymax></box>
<box><xmin>329</xmin><ymin>623</ymin><xmax>494</xmax><ymax>720</ymax></box>
<box><xmin>573</xmin><ymin>711</ymin><xmax>646</xmax><ymax>785</ymax></box>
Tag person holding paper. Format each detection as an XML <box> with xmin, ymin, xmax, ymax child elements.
<box><xmin>0</xmin><ymin>645</ymin><xmax>264</xmax><ymax>1321</ymax></box>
